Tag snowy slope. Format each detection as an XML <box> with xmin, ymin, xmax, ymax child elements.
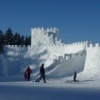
<box><xmin>46</xmin><ymin>50</ymin><xmax>86</xmax><ymax>79</ymax></box>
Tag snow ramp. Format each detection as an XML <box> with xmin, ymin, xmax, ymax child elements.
<box><xmin>46</xmin><ymin>50</ymin><xmax>86</xmax><ymax>79</ymax></box>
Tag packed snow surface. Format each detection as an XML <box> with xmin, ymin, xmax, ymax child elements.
<box><xmin>0</xmin><ymin>80</ymin><xmax>100</xmax><ymax>100</ymax></box>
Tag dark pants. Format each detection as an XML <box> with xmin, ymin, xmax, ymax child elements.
<box><xmin>38</xmin><ymin>74</ymin><xmax>46</xmax><ymax>83</ymax></box>
<box><xmin>73</xmin><ymin>76</ymin><xmax>76</xmax><ymax>82</ymax></box>
<box><xmin>27</xmin><ymin>74</ymin><xmax>31</xmax><ymax>81</ymax></box>
<box><xmin>24</xmin><ymin>74</ymin><xmax>27</xmax><ymax>81</ymax></box>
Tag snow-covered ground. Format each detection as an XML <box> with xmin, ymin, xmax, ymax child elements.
<box><xmin>0</xmin><ymin>80</ymin><xmax>100</xmax><ymax>100</ymax></box>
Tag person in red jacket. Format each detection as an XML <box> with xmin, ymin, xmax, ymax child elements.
<box><xmin>24</xmin><ymin>71</ymin><xmax>28</xmax><ymax>81</ymax></box>
<box><xmin>25</xmin><ymin>66</ymin><xmax>32</xmax><ymax>81</ymax></box>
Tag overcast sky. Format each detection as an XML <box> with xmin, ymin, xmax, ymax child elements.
<box><xmin>0</xmin><ymin>0</ymin><xmax>100</xmax><ymax>43</ymax></box>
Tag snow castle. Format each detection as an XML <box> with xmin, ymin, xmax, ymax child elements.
<box><xmin>0</xmin><ymin>27</ymin><xmax>100</xmax><ymax>80</ymax></box>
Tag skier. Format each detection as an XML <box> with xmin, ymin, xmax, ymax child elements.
<box><xmin>25</xmin><ymin>66</ymin><xmax>32</xmax><ymax>81</ymax></box>
<box><xmin>37</xmin><ymin>63</ymin><xmax>46</xmax><ymax>83</ymax></box>
<box><xmin>73</xmin><ymin>71</ymin><xmax>77</xmax><ymax>82</ymax></box>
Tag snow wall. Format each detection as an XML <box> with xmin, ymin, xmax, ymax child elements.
<box><xmin>0</xmin><ymin>27</ymin><xmax>100</xmax><ymax>81</ymax></box>
<box><xmin>78</xmin><ymin>44</ymin><xmax>100</xmax><ymax>80</ymax></box>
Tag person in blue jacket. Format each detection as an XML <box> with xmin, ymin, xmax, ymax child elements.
<box><xmin>38</xmin><ymin>63</ymin><xmax>46</xmax><ymax>83</ymax></box>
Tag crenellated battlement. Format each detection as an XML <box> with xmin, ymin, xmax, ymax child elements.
<box><xmin>4</xmin><ymin>45</ymin><xmax>31</xmax><ymax>54</ymax></box>
<box><xmin>4</xmin><ymin>41</ymin><xmax>100</xmax><ymax>56</ymax></box>
<box><xmin>31</xmin><ymin>27</ymin><xmax>59</xmax><ymax>34</ymax></box>
<box><xmin>53</xmin><ymin>49</ymin><xmax>86</xmax><ymax>64</ymax></box>
<box><xmin>31</xmin><ymin>27</ymin><xmax>100</xmax><ymax>50</ymax></box>
<box><xmin>4</xmin><ymin>45</ymin><xmax>31</xmax><ymax>49</ymax></box>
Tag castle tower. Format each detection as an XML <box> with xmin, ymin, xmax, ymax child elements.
<box><xmin>31</xmin><ymin>27</ymin><xmax>61</xmax><ymax>46</ymax></box>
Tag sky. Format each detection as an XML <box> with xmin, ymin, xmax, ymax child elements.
<box><xmin>0</xmin><ymin>0</ymin><xmax>100</xmax><ymax>43</ymax></box>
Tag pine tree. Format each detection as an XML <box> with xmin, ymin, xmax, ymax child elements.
<box><xmin>0</xmin><ymin>30</ymin><xmax>4</xmax><ymax>45</ymax></box>
<box><xmin>20</xmin><ymin>35</ymin><xmax>25</xmax><ymax>46</ymax></box>
<box><xmin>0</xmin><ymin>30</ymin><xmax>4</xmax><ymax>52</ymax></box>
<box><xmin>5</xmin><ymin>28</ymin><xmax>13</xmax><ymax>45</ymax></box>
